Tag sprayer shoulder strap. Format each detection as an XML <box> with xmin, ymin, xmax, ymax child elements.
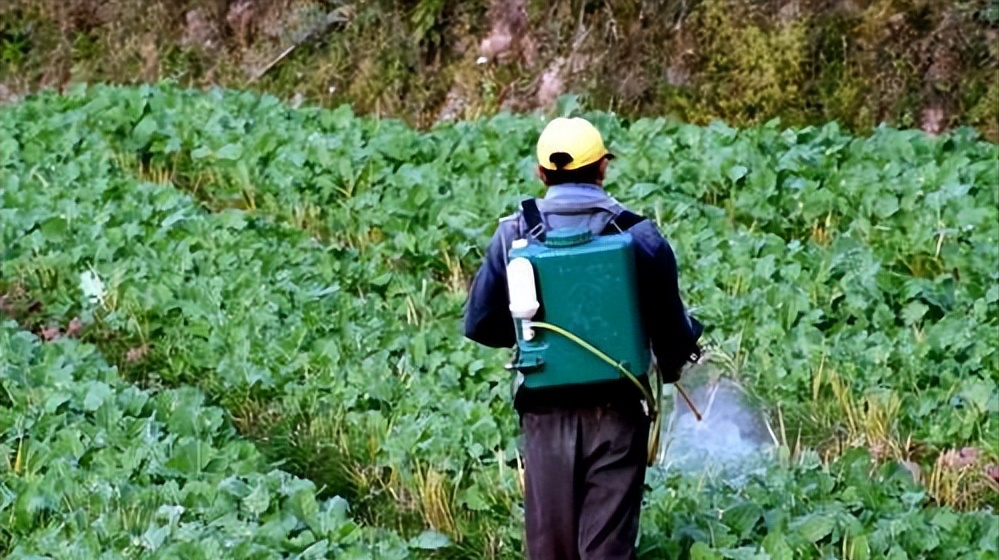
<box><xmin>601</xmin><ymin>210</ymin><xmax>645</xmax><ymax>234</ymax></box>
<box><xmin>520</xmin><ymin>198</ymin><xmax>547</xmax><ymax>242</ymax></box>
<box><xmin>520</xmin><ymin>198</ymin><xmax>646</xmax><ymax>241</ymax></box>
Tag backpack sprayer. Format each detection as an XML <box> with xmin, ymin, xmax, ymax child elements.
<box><xmin>505</xmin><ymin>226</ymin><xmax>702</xmax><ymax>466</ymax></box>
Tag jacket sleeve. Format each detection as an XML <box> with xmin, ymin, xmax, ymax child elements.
<box><xmin>631</xmin><ymin>222</ymin><xmax>703</xmax><ymax>382</ymax></box>
<box><xmin>463</xmin><ymin>222</ymin><xmax>517</xmax><ymax>348</ymax></box>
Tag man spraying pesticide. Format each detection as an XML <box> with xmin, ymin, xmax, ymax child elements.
<box><xmin>464</xmin><ymin>117</ymin><xmax>705</xmax><ymax>560</ymax></box>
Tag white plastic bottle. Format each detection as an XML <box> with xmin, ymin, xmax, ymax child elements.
<box><xmin>506</xmin><ymin>241</ymin><xmax>540</xmax><ymax>340</ymax></box>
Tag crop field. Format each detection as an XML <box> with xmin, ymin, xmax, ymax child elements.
<box><xmin>1</xmin><ymin>84</ymin><xmax>997</xmax><ymax>559</ymax></box>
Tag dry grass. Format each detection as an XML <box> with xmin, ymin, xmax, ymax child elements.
<box><xmin>111</xmin><ymin>151</ymin><xmax>177</xmax><ymax>185</ymax></box>
<box><xmin>227</xmin><ymin>394</ymin><xmax>286</xmax><ymax>443</ymax></box>
<box><xmin>440</xmin><ymin>251</ymin><xmax>467</xmax><ymax>295</ymax></box>
<box><xmin>810</xmin><ymin>213</ymin><xmax>836</xmax><ymax>246</ymax></box>
<box><xmin>411</xmin><ymin>462</ymin><xmax>459</xmax><ymax>540</ymax></box>
<box><xmin>802</xmin><ymin>361</ymin><xmax>997</xmax><ymax>511</ymax></box>
<box><xmin>822</xmin><ymin>369</ymin><xmax>907</xmax><ymax>462</ymax></box>
<box><xmin>925</xmin><ymin>447</ymin><xmax>999</xmax><ymax>511</ymax></box>
<box><xmin>805</xmin><ymin>362</ymin><xmax>926</xmax><ymax>473</ymax></box>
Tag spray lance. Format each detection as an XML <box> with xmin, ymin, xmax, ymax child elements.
<box><xmin>676</xmin><ymin>381</ymin><xmax>702</xmax><ymax>421</ymax></box>
<box><xmin>506</xmin><ymin>249</ymin><xmax>703</xmax><ymax>466</ymax></box>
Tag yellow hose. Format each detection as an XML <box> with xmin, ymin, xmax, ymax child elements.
<box><xmin>526</xmin><ymin>320</ymin><xmax>664</xmax><ymax>466</ymax></box>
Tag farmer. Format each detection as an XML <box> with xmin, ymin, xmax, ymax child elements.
<box><xmin>463</xmin><ymin>116</ymin><xmax>704</xmax><ymax>559</ymax></box>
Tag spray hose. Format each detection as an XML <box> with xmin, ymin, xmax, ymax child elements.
<box><xmin>525</xmin><ymin>320</ymin><xmax>702</xmax><ymax>466</ymax></box>
<box><xmin>526</xmin><ymin>321</ymin><xmax>655</xmax><ymax>403</ymax></box>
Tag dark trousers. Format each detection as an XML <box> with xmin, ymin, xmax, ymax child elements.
<box><xmin>520</xmin><ymin>400</ymin><xmax>651</xmax><ymax>560</ymax></box>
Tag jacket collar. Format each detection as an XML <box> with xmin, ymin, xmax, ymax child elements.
<box><xmin>543</xmin><ymin>182</ymin><xmax>609</xmax><ymax>201</ymax></box>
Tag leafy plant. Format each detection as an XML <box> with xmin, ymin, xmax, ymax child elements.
<box><xmin>0</xmin><ymin>84</ymin><xmax>996</xmax><ymax>558</ymax></box>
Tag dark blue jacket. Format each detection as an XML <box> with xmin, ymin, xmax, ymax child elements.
<box><xmin>463</xmin><ymin>183</ymin><xmax>703</xmax><ymax>411</ymax></box>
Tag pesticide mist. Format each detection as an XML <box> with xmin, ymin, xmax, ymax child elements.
<box><xmin>656</xmin><ymin>364</ymin><xmax>777</xmax><ymax>483</ymax></box>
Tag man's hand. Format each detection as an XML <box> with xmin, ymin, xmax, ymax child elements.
<box><xmin>661</xmin><ymin>365</ymin><xmax>683</xmax><ymax>384</ymax></box>
<box><xmin>657</xmin><ymin>343</ymin><xmax>706</xmax><ymax>384</ymax></box>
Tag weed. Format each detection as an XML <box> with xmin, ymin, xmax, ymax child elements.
<box><xmin>412</xmin><ymin>462</ymin><xmax>459</xmax><ymax>540</ymax></box>
<box><xmin>927</xmin><ymin>447</ymin><xmax>999</xmax><ymax>510</ymax></box>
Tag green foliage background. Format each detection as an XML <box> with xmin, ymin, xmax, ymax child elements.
<box><xmin>1</xmin><ymin>83</ymin><xmax>997</xmax><ymax>558</ymax></box>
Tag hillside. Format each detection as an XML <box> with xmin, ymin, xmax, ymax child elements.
<box><xmin>1</xmin><ymin>0</ymin><xmax>997</xmax><ymax>138</ymax></box>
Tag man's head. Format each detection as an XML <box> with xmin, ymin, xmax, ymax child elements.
<box><xmin>535</xmin><ymin>117</ymin><xmax>614</xmax><ymax>187</ymax></box>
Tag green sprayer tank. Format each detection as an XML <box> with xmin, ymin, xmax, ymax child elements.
<box><xmin>506</xmin><ymin>227</ymin><xmax>651</xmax><ymax>389</ymax></box>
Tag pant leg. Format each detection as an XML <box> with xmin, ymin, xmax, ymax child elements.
<box><xmin>576</xmin><ymin>402</ymin><xmax>650</xmax><ymax>560</ymax></box>
<box><xmin>521</xmin><ymin>409</ymin><xmax>582</xmax><ymax>560</ymax></box>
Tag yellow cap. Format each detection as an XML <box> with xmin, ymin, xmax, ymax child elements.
<box><xmin>536</xmin><ymin>117</ymin><xmax>611</xmax><ymax>171</ymax></box>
